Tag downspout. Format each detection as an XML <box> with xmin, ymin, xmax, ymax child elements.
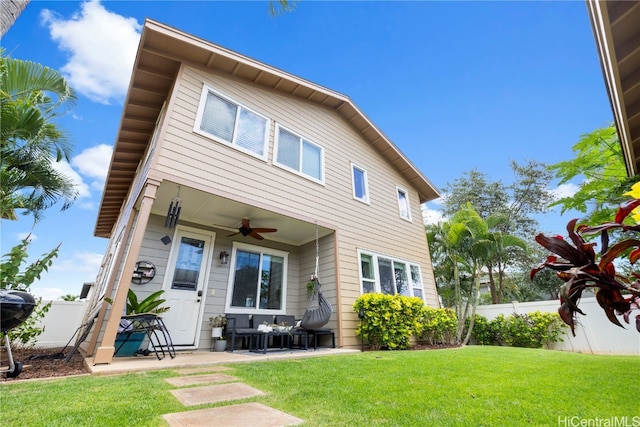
<box><xmin>92</xmin><ymin>179</ymin><xmax>160</xmax><ymax>364</ymax></box>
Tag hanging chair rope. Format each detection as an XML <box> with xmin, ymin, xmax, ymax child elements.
<box><xmin>300</xmin><ymin>222</ymin><xmax>333</xmax><ymax>330</ymax></box>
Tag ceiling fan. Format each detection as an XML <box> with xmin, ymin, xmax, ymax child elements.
<box><xmin>227</xmin><ymin>218</ymin><xmax>277</xmax><ymax>240</ymax></box>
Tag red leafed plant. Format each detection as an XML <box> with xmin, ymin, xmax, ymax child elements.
<box><xmin>530</xmin><ymin>199</ymin><xmax>640</xmax><ymax>336</ymax></box>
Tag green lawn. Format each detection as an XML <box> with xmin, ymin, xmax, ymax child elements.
<box><xmin>1</xmin><ymin>346</ymin><xmax>638</xmax><ymax>426</ymax></box>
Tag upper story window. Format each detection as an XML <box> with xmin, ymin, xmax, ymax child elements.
<box><xmin>397</xmin><ymin>186</ymin><xmax>412</xmax><ymax>221</ymax></box>
<box><xmin>351</xmin><ymin>163</ymin><xmax>369</xmax><ymax>204</ymax></box>
<box><xmin>274</xmin><ymin>125</ymin><xmax>324</xmax><ymax>184</ymax></box>
<box><xmin>194</xmin><ymin>86</ymin><xmax>269</xmax><ymax>160</ymax></box>
<box><xmin>358</xmin><ymin>249</ymin><xmax>425</xmax><ymax>301</ymax></box>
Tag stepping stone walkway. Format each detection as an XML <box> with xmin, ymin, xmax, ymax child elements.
<box><xmin>162</xmin><ymin>366</ymin><xmax>303</xmax><ymax>426</ymax></box>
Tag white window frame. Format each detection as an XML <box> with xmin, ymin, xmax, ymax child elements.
<box><xmin>396</xmin><ymin>186</ymin><xmax>412</xmax><ymax>222</ymax></box>
<box><xmin>351</xmin><ymin>162</ymin><xmax>370</xmax><ymax>204</ymax></box>
<box><xmin>357</xmin><ymin>249</ymin><xmax>425</xmax><ymax>301</ymax></box>
<box><xmin>224</xmin><ymin>242</ymin><xmax>289</xmax><ymax>315</ymax></box>
<box><xmin>274</xmin><ymin>124</ymin><xmax>325</xmax><ymax>184</ymax></box>
<box><xmin>193</xmin><ymin>85</ymin><xmax>270</xmax><ymax>161</ymax></box>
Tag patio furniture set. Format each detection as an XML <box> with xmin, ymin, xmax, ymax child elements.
<box><xmin>224</xmin><ymin>314</ymin><xmax>335</xmax><ymax>354</ymax></box>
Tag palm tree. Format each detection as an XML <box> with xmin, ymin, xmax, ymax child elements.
<box><xmin>427</xmin><ymin>203</ymin><xmax>527</xmax><ymax>344</ymax></box>
<box><xmin>1</xmin><ymin>49</ymin><xmax>78</xmax><ymax>221</ymax></box>
<box><xmin>1</xmin><ymin>0</ymin><xmax>30</xmax><ymax>37</ymax></box>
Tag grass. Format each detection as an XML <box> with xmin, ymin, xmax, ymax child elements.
<box><xmin>1</xmin><ymin>346</ymin><xmax>638</xmax><ymax>426</ymax></box>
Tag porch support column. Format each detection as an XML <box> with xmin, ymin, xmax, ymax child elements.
<box><xmin>333</xmin><ymin>230</ymin><xmax>344</xmax><ymax>348</ymax></box>
<box><xmin>93</xmin><ymin>179</ymin><xmax>160</xmax><ymax>365</ymax></box>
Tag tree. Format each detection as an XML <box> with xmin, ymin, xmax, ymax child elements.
<box><xmin>0</xmin><ymin>49</ymin><xmax>78</xmax><ymax>222</ymax></box>
<box><xmin>60</xmin><ymin>294</ymin><xmax>78</xmax><ymax>301</ymax></box>
<box><xmin>440</xmin><ymin>160</ymin><xmax>551</xmax><ymax>303</ymax></box>
<box><xmin>0</xmin><ymin>237</ymin><xmax>59</xmax><ymax>346</ymax></box>
<box><xmin>548</xmin><ymin>125</ymin><xmax>638</xmax><ymax>226</ymax></box>
<box><xmin>427</xmin><ymin>203</ymin><xmax>526</xmax><ymax>344</ymax></box>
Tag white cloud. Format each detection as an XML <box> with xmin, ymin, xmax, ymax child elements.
<box><xmin>71</xmin><ymin>144</ymin><xmax>112</xmax><ymax>182</ymax></box>
<box><xmin>51</xmin><ymin>160</ymin><xmax>91</xmax><ymax>199</ymax></box>
<box><xmin>51</xmin><ymin>251</ymin><xmax>103</xmax><ymax>274</ymax></box>
<box><xmin>550</xmin><ymin>183</ymin><xmax>579</xmax><ymax>201</ymax></box>
<box><xmin>421</xmin><ymin>204</ymin><xmax>445</xmax><ymax>225</ymax></box>
<box><xmin>41</xmin><ymin>0</ymin><xmax>141</xmax><ymax>104</ymax></box>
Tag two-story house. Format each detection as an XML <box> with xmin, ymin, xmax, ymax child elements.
<box><xmin>82</xmin><ymin>19</ymin><xmax>440</xmax><ymax>364</ymax></box>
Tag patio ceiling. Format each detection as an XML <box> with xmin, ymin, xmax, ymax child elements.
<box><xmin>587</xmin><ymin>0</ymin><xmax>640</xmax><ymax>176</ymax></box>
<box><xmin>95</xmin><ymin>19</ymin><xmax>439</xmax><ymax>238</ymax></box>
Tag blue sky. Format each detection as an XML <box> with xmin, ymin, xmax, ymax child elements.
<box><xmin>2</xmin><ymin>1</ymin><xmax>612</xmax><ymax>299</ymax></box>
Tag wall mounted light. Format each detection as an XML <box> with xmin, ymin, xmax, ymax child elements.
<box><xmin>219</xmin><ymin>251</ymin><xmax>229</xmax><ymax>265</ymax></box>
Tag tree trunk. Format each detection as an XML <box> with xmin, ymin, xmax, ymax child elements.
<box><xmin>462</xmin><ymin>270</ymin><xmax>483</xmax><ymax>345</ymax></box>
<box><xmin>1</xmin><ymin>0</ymin><xmax>30</xmax><ymax>37</ymax></box>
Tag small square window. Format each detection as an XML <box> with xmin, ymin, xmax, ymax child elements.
<box><xmin>274</xmin><ymin>125</ymin><xmax>324</xmax><ymax>183</ymax></box>
<box><xmin>351</xmin><ymin>163</ymin><xmax>369</xmax><ymax>203</ymax></box>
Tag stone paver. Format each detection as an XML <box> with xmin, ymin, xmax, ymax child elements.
<box><xmin>175</xmin><ymin>366</ymin><xmax>233</xmax><ymax>375</ymax></box>
<box><xmin>165</xmin><ymin>373</ymin><xmax>237</xmax><ymax>386</ymax></box>
<box><xmin>169</xmin><ymin>382</ymin><xmax>265</xmax><ymax>406</ymax></box>
<box><xmin>162</xmin><ymin>402</ymin><xmax>303</xmax><ymax>427</ymax></box>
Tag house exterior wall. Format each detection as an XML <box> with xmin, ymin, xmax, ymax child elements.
<box><xmin>147</xmin><ymin>64</ymin><xmax>437</xmax><ymax>348</ymax></box>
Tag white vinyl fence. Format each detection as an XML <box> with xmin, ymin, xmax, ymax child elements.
<box><xmin>32</xmin><ymin>300</ymin><xmax>88</xmax><ymax>348</ymax></box>
<box><xmin>475</xmin><ymin>297</ymin><xmax>640</xmax><ymax>355</ymax></box>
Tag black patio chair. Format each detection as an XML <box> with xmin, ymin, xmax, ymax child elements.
<box><xmin>225</xmin><ymin>314</ymin><xmax>253</xmax><ymax>352</ymax></box>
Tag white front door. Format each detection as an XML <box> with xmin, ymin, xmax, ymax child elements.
<box><xmin>162</xmin><ymin>226</ymin><xmax>214</xmax><ymax>347</ymax></box>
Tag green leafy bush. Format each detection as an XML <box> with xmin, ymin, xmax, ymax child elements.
<box><xmin>418</xmin><ymin>307</ymin><xmax>457</xmax><ymax>345</ymax></box>
<box><xmin>353</xmin><ymin>294</ymin><xmax>425</xmax><ymax>350</ymax></box>
<box><xmin>469</xmin><ymin>311</ymin><xmax>567</xmax><ymax>348</ymax></box>
<box><xmin>0</xmin><ymin>238</ymin><xmax>58</xmax><ymax>347</ymax></box>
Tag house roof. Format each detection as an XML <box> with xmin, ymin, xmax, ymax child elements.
<box><xmin>587</xmin><ymin>0</ymin><xmax>640</xmax><ymax>176</ymax></box>
<box><xmin>95</xmin><ymin>19</ymin><xmax>440</xmax><ymax>238</ymax></box>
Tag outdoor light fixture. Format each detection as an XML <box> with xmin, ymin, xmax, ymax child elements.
<box><xmin>164</xmin><ymin>186</ymin><xmax>182</xmax><ymax>228</ymax></box>
<box><xmin>219</xmin><ymin>251</ymin><xmax>229</xmax><ymax>265</ymax></box>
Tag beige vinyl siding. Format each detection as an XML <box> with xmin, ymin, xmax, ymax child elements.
<box><xmin>154</xmin><ymin>64</ymin><xmax>436</xmax><ymax>347</ymax></box>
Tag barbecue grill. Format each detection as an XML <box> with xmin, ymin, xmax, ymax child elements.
<box><xmin>1</xmin><ymin>289</ymin><xmax>36</xmax><ymax>378</ymax></box>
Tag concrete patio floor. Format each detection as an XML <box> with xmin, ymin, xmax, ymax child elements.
<box><xmin>86</xmin><ymin>347</ymin><xmax>359</xmax><ymax>376</ymax></box>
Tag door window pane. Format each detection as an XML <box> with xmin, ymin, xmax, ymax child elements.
<box><xmin>171</xmin><ymin>237</ymin><xmax>205</xmax><ymax>291</ymax></box>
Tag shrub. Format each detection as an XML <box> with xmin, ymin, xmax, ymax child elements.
<box><xmin>469</xmin><ymin>311</ymin><xmax>568</xmax><ymax>349</ymax></box>
<box><xmin>354</xmin><ymin>294</ymin><xmax>425</xmax><ymax>350</ymax></box>
<box><xmin>418</xmin><ymin>307</ymin><xmax>457</xmax><ymax>345</ymax></box>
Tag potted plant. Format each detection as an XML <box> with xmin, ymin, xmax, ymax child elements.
<box><xmin>213</xmin><ymin>335</ymin><xmax>227</xmax><ymax>352</ymax></box>
<box><xmin>209</xmin><ymin>315</ymin><xmax>226</xmax><ymax>338</ymax></box>
<box><xmin>106</xmin><ymin>290</ymin><xmax>169</xmax><ymax>356</ymax></box>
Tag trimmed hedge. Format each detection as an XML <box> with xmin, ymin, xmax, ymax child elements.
<box><xmin>469</xmin><ymin>311</ymin><xmax>567</xmax><ymax>348</ymax></box>
<box><xmin>353</xmin><ymin>294</ymin><xmax>456</xmax><ymax>349</ymax></box>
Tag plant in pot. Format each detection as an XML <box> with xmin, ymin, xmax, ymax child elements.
<box><xmin>213</xmin><ymin>335</ymin><xmax>227</xmax><ymax>352</ymax></box>
<box><xmin>106</xmin><ymin>290</ymin><xmax>169</xmax><ymax>356</ymax></box>
<box><xmin>209</xmin><ymin>315</ymin><xmax>226</xmax><ymax>338</ymax></box>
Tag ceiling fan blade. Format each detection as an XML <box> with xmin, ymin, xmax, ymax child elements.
<box><xmin>227</xmin><ymin>232</ymin><xmax>240</xmax><ymax>238</ymax></box>
<box><xmin>249</xmin><ymin>230</ymin><xmax>265</xmax><ymax>240</ymax></box>
<box><xmin>251</xmin><ymin>228</ymin><xmax>277</xmax><ymax>233</ymax></box>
